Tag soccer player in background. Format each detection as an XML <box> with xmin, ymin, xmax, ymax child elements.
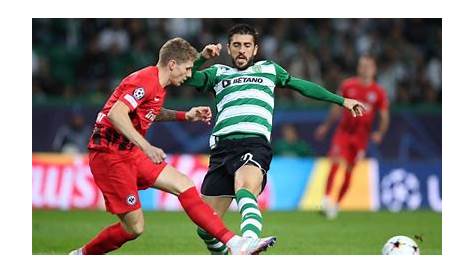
<box><xmin>69</xmin><ymin>37</ymin><xmax>276</xmax><ymax>255</ymax></box>
<box><xmin>185</xmin><ymin>24</ymin><xmax>366</xmax><ymax>254</ymax></box>
<box><xmin>315</xmin><ymin>55</ymin><xmax>390</xmax><ymax>219</ymax></box>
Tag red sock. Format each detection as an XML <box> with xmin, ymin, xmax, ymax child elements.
<box><xmin>82</xmin><ymin>222</ymin><xmax>137</xmax><ymax>255</ymax></box>
<box><xmin>325</xmin><ymin>162</ymin><xmax>339</xmax><ymax>196</ymax></box>
<box><xmin>178</xmin><ymin>187</ymin><xmax>234</xmax><ymax>244</ymax></box>
<box><xmin>337</xmin><ymin>168</ymin><xmax>353</xmax><ymax>203</ymax></box>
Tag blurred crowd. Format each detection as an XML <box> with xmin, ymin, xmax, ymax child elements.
<box><xmin>33</xmin><ymin>18</ymin><xmax>441</xmax><ymax>106</ymax></box>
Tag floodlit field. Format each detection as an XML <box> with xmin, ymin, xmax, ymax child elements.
<box><xmin>32</xmin><ymin>210</ymin><xmax>441</xmax><ymax>255</ymax></box>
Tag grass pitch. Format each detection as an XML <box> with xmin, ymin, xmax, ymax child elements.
<box><xmin>32</xmin><ymin>210</ymin><xmax>441</xmax><ymax>255</ymax></box>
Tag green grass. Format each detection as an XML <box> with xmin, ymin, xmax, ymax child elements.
<box><xmin>32</xmin><ymin>210</ymin><xmax>441</xmax><ymax>255</ymax></box>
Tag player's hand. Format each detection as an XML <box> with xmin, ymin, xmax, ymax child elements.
<box><xmin>143</xmin><ymin>145</ymin><xmax>167</xmax><ymax>164</ymax></box>
<box><xmin>371</xmin><ymin>131</ymin><xmax>384</xmax><ymax>144</ymax></box>
<box><xmin>185</xmin><ymin>106</ymin><xmax>212</xmax><ymax>125</ymax></box>
<box><xmin>201</xmin><ymin>43</ymin><xmax>222</xmax><ymax>60</ymax></box>
<box><xmin>343</xmin><ymin>98</ymin><xmax>366</xmax><ymax>117</ymax></box>
<box><xmin>315</xmin><ymin>124</ymin><xmax>329</xmax><ymax>141</ymax></box>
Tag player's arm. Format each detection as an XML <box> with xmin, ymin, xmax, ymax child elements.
<box><xmin>155</xmin><ymin>107</ymin><xmax>212</xmax><ymax>125</ymax></box>
<box><xmin>371</xmin><ymin>109</ymin><xmax>390</xmax><ymax>144</ymax></box>
<box><xmin>184</xmin><ymin>44</ymin><xmax>221</xmax><ymax>90</ymax></box>
<box><xmin>108</xmin><ymin>100</ymin><xmax>166</xmax><ymax>163</ymax></box>
<box><xmin>287</xmin><ymin>77</ymin><xmax>345</xmax><ymax>105</ymax></box>
<box><xmin>274</xmin><ymin>62</ymin><xmax>366</xmax><ymax>117</ymax></box>
<box><xmin>287</xmin><ymin>77</ymin><xmax>366</xmax><ymax>116</ymax></box>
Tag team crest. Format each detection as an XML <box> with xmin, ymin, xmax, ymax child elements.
<box><xmin>133</xmin><ymin>87</ymin><xmax>145</xmax><ymax>100</ymax></box>
<box><xmin>367</xmin><ymin>92</ymin><xmax>377</xmax><ymax>103</ymax></box>
<box><xmin>126</xmin><ymin>194</ymin><xmax>137</xmax><ymax>206</ymax></box>
<box><xmin>253</xmin><ymin>65</ymin><xmax>262</xmax><ymax>73</ymax></box>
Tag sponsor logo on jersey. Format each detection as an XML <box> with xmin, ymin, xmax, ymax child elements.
<box><xmin>126</xmin><ymin>194</ymin><xmax>137</xmax><ymax>206</ymax></box>
<box><xmin>145</xmin><ymin>110</ymin><xmax>157</xmax><ymax>121</ymax></box>
<box><xmin>133</xmin><ymin>87</ymin><xmax>145</xmax><ymax>100</ymax></box>
<box><xmin>222</xmin><ymin>77</ymin><xmax>264</xmax><ymax>88</ymax></box>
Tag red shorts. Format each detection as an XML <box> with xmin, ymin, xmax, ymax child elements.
<box><xmin>89</xmin><ymin>148</ymin><xmax>167</xmax><ymax>214</ymax></box>
<box><xmin>329</xmin><ymin>130</ymin><xmax>368</xmax><ymax>165</ymax></box>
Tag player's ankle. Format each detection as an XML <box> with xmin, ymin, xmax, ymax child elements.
<box><xmin>226</xmin><ymin>235</ymin><xmax>241</xmax><ymax>247</ymax></box>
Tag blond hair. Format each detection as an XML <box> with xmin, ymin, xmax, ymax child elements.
<box><xmin>158</xmin><ymin>37</ymin><xmax>198</xmax><ymax>66</ymax></box>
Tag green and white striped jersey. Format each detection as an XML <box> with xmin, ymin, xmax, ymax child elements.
<box><xmin>186</xmin><ymin>57</ymin><xmax>344</xmax><ymax>148</ymax></box>
<box><xmin>196</xmin><ymin>60</ymin><xmax>290</xmax><ymax>143</ymax></box>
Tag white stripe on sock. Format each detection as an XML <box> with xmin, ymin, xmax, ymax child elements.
<box><xmin>243</xmin><ymin>230</ymin><xmax>259</xmax><ymax>239</ymax></box>
<box><xmin>209</xmin><ymin>241</ymin><xmax>225</xmax><ymax>249</ymax></box>
<box><xmin>241</xmin><ymin>207</ymin><xmax>262</xmax><ymax>218</ymax></box>
<box><xmin>240</xmin><ymin>218</ymin><xmax>263</xmax><ymax>231</ymax></box>
<box><xmin>237</xmin><ymin>197</ymin><xmax>258</xmax><ymax>211</ymax></box>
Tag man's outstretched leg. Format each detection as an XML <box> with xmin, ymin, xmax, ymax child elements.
<box><xmin>154</xmin><ymin>165</ymin><xmax>276</xmax><ymax>255</ymax></box>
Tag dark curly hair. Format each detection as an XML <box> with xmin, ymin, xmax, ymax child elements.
<box><xmin>227</xmin><ymin>24</ymin><xmax>259</xmax><ymax>45</ymax></box>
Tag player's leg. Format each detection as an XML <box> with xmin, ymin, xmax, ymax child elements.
<box><xmin>137</xmin><ymin>148</ymin><xmax>235</xmax><ymax>245</ymax></box>
<box><xmin>326</xmin><ymin>154</ymin><xmax>352</xmax><ymax>219</ymax></box>
<box><xmin>230</xmin><ymin>139</ymin><xmax>272</xmax><ymax>239</ymax></box>
<box><xmin>322</xmin><ymin>133</ymin><xmax>346</xmax><ymax>215</ymax></box>
<box><xmin>70</xmin><ymin>151</ymin><xmax>143</xmax><ymax>255</ymax></box>
<box><xmin>152</xmin><ymin>165</ymin><xmax>276</xmax><ymax>254</ymax></box>
<box><xmin>322</xmin><ymin>156</ymin><xmax>341</xmax><ymax>208</ymax></box>
<box><xmin>151</xmin><ymin>164</ymin><xmax>234</xmax><ymax>244</ymax></box>
<box><xmin>235</xmin><ymin>164</ymin><xmax>264</xmax><ymax>239</ymax></box>
<box><xmin>336</xmin><ymin>149</ymin><xmax>364</xmax><ymax>204</ymax></box>
<box><xmin>336</xmin><ymin>163</ymin><xmax>354</xmax><ymax>204</ymax></box>
<box><xmin>79</xmin><ymin>209</ymin><xmax>144</xmax><ymax>255</ymax></box>
<box><xmin>324</xmin><ymin>159</ymin><xmax>340</xmax><ymax>197</ymax></box>
<box><xmin>195</xmin><ymin>155</ymin><xmax>235</xmax><ymax>255</ymax></box>
<box><xmin>196</xmin><ymin>196</ymin><xmax>233</xmax><ymax>255</ymax></box>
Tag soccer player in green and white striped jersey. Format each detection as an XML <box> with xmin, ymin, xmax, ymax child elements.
<box><xmin>185</xmin><ymin>24</ymin><xmax>366</xmax><ymax>255</ymax></box>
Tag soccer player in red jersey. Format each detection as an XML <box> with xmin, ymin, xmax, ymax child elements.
<box><xmin>315</xmin><ymin>55</ymin><xmax>390</xmax><ymax>219</ymax></box>
<box><xmin>69</xmin><ymin>38</ymin><xmax>276</xmax><ymax>255</ymax></box>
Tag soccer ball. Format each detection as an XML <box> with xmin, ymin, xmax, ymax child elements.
<box><xmin>382</xmin><ymin>235</ymin><xmax>420</xmax><ymax>255</ymax></box>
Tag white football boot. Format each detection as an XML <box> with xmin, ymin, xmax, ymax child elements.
<box><xmin>68</xmin><ymin>247</ymin><xmax>83</xmax><ymax>255</ymax></box>
<box><xmin>321</xmin><ymin>196</ymin><xmax>338</xmax><ymax>220</ymax></box>
<box><xmin>228</xmin><ymin>236</ymin><xmax>277</xmax><ymax>255</ymax></box>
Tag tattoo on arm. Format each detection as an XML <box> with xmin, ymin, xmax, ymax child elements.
<box><xmin>154</xmin><ymin>108</ymin><xmax>177</xmax><ymax>122</ymax></box>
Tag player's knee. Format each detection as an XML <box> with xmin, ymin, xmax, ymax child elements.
<box><xmin>174</xmin><ymin>174</ymin><xmax>194</xmax><ymax>195</ymax></box>
<box><xmin>121</xmin><ymin>218</ymin><xmax>145</xmax><ymax>237</ymax></box>
<box><xmin>128</xmin><ymin>222</ymin><xmax>145</xmax><ymax>237</ymax></box>
<box><xmin>235</xmin><ymin>184</ymin><xmax>260</xmax><ymax>196</ymax></box>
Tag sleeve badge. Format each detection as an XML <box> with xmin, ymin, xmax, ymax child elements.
<box><xmin>133</xmin><ymin>87</ymin><xmax>145</xmax><ymax>100</ymax></box>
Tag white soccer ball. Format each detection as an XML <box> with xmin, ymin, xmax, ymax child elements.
<box><xmin>382</xmin><ymin>235</ymin><xmax>420</xmax><ymax>255</ymax></box>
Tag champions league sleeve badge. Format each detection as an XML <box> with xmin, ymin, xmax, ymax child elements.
<box><xmin>133</xmin><ymin>87</ymin><xmax>145</xmax><ymax>100</ymax></box>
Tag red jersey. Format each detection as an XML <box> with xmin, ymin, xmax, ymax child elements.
<box><xmin>88</xmin><ymin>66</ymin><xmax>166</xmax><ymax>152</ymax></box>
<box><xmin>337</xmin><ymin>77</ymin><xmax>389</xmax><ymax>137</ymax></box>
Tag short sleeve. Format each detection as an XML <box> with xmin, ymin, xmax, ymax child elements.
<box><xmin>272</xmin><ymin>61</ymin><xmax>291</xmax><ymax>87</ymax></box>
<box><xmin>117</xmin><ymin>77</ymin><xmax>152</xmax><ymax>111</ymax></box>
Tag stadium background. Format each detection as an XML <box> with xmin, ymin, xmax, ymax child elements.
<box><xmin>32</xmin><ymin>18</ymin><xmax>441</xmax><ymax>254</ymax></box>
